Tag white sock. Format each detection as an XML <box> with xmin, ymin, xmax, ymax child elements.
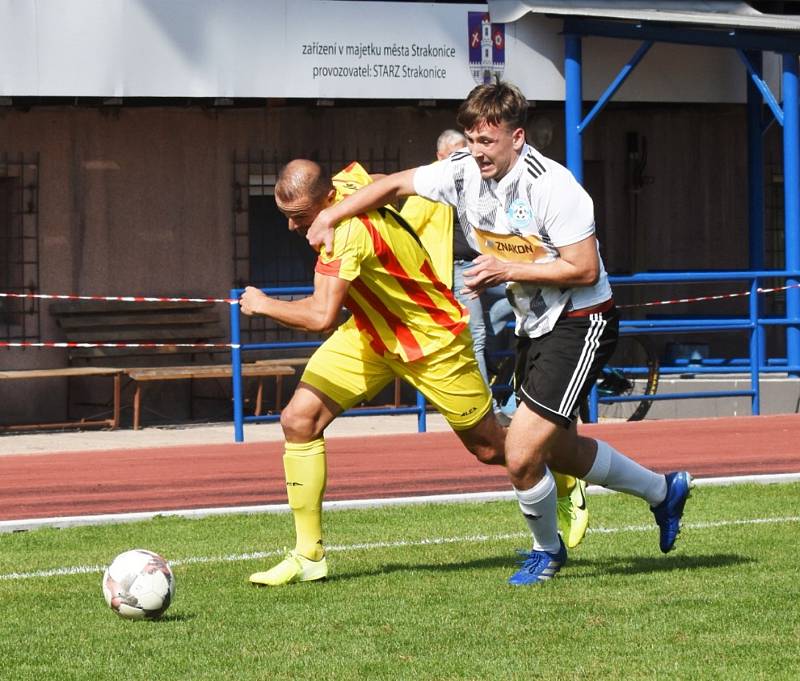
<box><xmin>585</xmin><ymin>440</ymin><xmax>667</xmax><ymax>507</ymax></box>
<box><xmin>514</xmin><ymin>469</ymin><xmax>561</xmax><ymax>553</ymax></box>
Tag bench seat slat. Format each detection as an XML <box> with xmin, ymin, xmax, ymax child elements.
<box><xmin>0</xmin><ymin>367</ymin><xmax>124</xmax><ymax>379</ymax></box>
<box><xmin>127</xmin><ymin>365</ymin><xmax>294</xmax><ymax>381</ymax></box>
<box><xmin>64</xmin><ymin>324</ymin><xmax>227</xmax><ymax>342</ymax></box>
<box><xmin>56</xmin><ymin>312</ymin><xmax>221</xmax><ymax>330</ymax></box>
<box><xmin>49</xmin><ymin>300</ymin><xmax>215</xmax><ymax>314</ymax></box>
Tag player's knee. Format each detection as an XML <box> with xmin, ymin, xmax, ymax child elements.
<box><xmin>504</xmin><ymin>449</ymin><xmax>547</xmax><ymax>481</ymax></box>
<box><xmin>280</xmin><ymin>404</ymin><xmax>319</xmax><ymax>440</ymax></box>
<box><xmin>470</xmin><ymin>444</ymin><xmax>505</xmax><ymax>466</ymax></box>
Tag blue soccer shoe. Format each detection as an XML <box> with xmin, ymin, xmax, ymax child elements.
<box><xmin>650</xmin><ymin>471</ymin><xmax>693</xmax><ymax>553</ymax></box>
<box><xmin>508</xmin><ymin>537</ymin><xmax>567</xmax><ymax>586</ymax></box>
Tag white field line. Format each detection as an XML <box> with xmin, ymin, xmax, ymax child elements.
<box><xmin>1</xmin><ymin>514</ymin><xmax>799</xmax><ymax>583</ymax></box>
<box><xmin>1</xmin><ymin>471</ymin><xmax>798</xmax><ymax>535</ymax></box>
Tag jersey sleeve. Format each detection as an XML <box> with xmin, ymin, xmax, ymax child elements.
<box><xmin>315</xmin><ymin>217</ymin><xmax>370</xmax><ymax>282</ymax></box>
<box><xmin>412</xmin><ymin>158</ymin><xmax>459</xmax><ymax>207</ymax></box>
<box><xmin>539</xmin><ymin>168</ymin><xmax>596</xmax><ymax>248</ymax></box>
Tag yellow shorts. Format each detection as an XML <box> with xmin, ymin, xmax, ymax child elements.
<box><xmin>301</xmin><ymin>323</ymin><xmax>492</xmax><ymax>431</ymax></box>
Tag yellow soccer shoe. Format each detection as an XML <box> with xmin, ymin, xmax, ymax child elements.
<box><xmin>249</xmin><ymin>550</ymin><xmax>328</xmax><ymax>587</ymax></box>
<box><xmin>556</xmin><ymin>478</ymin><xmax>589</xmax><ymax>549</ymax></box>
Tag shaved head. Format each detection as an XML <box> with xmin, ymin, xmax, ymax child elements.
<box><xmin>275</xmin><ymin>159</ymin><xmax>332</xmax><ymax>206</ymax></box>
<box><xmin>274</xmin><ymin>160</ymin><xmax>335</xmax><ymax>234</ymax></box>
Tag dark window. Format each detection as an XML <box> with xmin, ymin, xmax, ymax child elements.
<box><xmin>232</xmin><ymin>149</ymin><xmax>400</xmax><ymax>345</ymax></box>
<box><xmin>246</xmin><ymin>183</ymin><xmax>316</xmax><ymax>289</ymax></box>
<box><xmin>0</xmin><ymin>153</ymin><xmax>39</xmax><ymax>341</ymax></box>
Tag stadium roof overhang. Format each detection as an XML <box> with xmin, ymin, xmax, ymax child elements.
<box><xmin>487</xmin><ymin>0</ymin><xmax>800</xmax><ymax>365</ymax></box>
<box><xmin>488</xmin><ymin>1</ymin><xmax>800</xmax><ymax>51</ymax></box>
<box><xmin>488</xmin><ymin>1</ymin><xmax>800</xmax><ymax>30</ymax></box>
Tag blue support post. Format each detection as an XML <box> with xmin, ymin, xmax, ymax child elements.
<box><xmin>416</xmin><ymin>390</ymin><xmax>427</xmax><ymax>433</ymax></box>
<box><xmin>783</xmin><ymin>53</ymin><xmax>800</xmax><ymax>375</ymax></box>
<box><xmin>737</xmin><ymin>49</ymin><xmax>784</xmax><ymax>127</ymax></box>
<box><xmin>747</xmin><ymin>51</ymin><xmax>765</xmax><ymax>270</ymax></box>
<box><xmin>578</xmin><ymin>41</ymin><xmax>653</xmax><ymax>133</ymax></box>
<box><xmin>587</xmin><ymin>384</ymin><xmax>599</xmax><ymax>423</ymax></box>
<box><xmin>229</xmin><ymin>290</ymin><xmax>244</xmax><ymax>443</ymax></box>
<box><xmin>749</xmin><ymin>278</ymin><xmax>761</xmax><ymax>415</ymax></box>
<box><xmin>565</xmin><ymin>34</ymin><xmax>589</xmax><ymax>413</ymax></box>
<box><xmin>745</xmin><ymin>50</ymin><xmax>767</xmax><ymax>369</ymax></box>
<box><xmin>565</xmin><ymin>34</ymin><xmax>584</xmax><ymax>184</ymax></box>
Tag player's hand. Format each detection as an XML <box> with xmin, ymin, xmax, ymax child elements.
<box><xmin>239</xmin><ymin>286</ymin><xmax>270</xmax><ymax>316</ymax></box>
<box><xmin>307</xmin><ymin>207</ymin><xmax>336</xmax><ymax>253</ymax></box>
<box><xmin>463</xmin><ymin>255</ymin><xmax>508</xmax><ymax>296</ymax></box>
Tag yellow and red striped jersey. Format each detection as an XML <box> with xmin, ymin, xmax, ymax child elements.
<box><xmin>316</xmin><ymin>163</ymin><xmax>468</xmax><ymax>362</ymax></box>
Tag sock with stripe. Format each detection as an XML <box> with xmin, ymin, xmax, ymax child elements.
<box><xmin>584</xmin><ymin>439</ymin><xmax>667</xmax><ymax>507</ymax></box>
<box><xmin>514</xmin><ymin>468</ymin><xmax>561</xmax><ymax>553</ymax></box>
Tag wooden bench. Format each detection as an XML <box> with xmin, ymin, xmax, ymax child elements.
<box><xmin>0</xmin><ymin>367</ymin><xmax>124</xmax><ymax>431</ymax></box>
<box><xmin>48</xmin><ymin>299</ymin><xmax>236</xmax><ymax>428</ymax></box>
<box><xmin>126</xmin><ymin>363</ymin><xmax>295</xmax><ymax>430</ymax></box>
<box><xmin>49</xmin><ymin>300</ymin><xmax>227</xmax><ymax>362</ymax></box>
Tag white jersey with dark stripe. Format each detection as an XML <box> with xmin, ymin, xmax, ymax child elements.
<box><xmin>413</xmin><ymin>144</ymin><xmax>612</xmax><ymax>338</ymax></box>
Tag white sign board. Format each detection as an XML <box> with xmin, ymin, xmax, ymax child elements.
<box><xmin>0</xmin><ymin>0</ymin><xmax>749</xmax><ymax>102</ymax></box>
<box><xmin>285</xmin><ymin>1</ymin><xmax>491</xmax><ymax>99</ymax></box>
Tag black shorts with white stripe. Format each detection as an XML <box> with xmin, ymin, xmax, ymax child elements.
<box><xmin>513</xmin><ymin>305</ymin><xmax>619</xmax><ymax>428</ymax></box>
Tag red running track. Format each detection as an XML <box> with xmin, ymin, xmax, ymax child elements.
<box><xmin>1</xmin><ymin>415</ymin><xmax>799</xmax><ymax>521</ymax></box>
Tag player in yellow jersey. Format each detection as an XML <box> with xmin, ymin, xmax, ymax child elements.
<box><xmin>240</xmin><ymin>159</ymin><xmax>573</xmax><ymax>586</ymax></box>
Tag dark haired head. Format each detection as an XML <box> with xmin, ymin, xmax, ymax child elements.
<box><xmin>456</xmin><ymin>80</ymin><xmax>528</xmax><ymax>132</ymax></box>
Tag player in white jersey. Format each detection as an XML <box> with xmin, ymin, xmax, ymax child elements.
<box><xmin>307</xmin><ymin>81</ymin><xmax>692</xmax><ymax>586</ymax></box>
<box><xmin>414</xmin><ymin>142</ymin><xmax>612</xmax><ymax>338</ymax></box>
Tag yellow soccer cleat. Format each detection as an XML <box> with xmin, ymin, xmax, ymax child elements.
<box><xmin>557</xmin><ymin>478</ymin><xmax>589</xmax><ymax>549</ymax></box>
<box><xmin>249</xmin><ymin>550</ymin><xmax>328</xmax><ymax>587</ymax></box>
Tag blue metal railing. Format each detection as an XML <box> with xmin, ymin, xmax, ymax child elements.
<box><xmin>563</xmin><ymin>29</ymin><xmax>800</xmax><ymax>413</ymax></box>
<box><xmin>229</xmin><ymin>272</ymin><xmax>800</xmax><ymax>438</ymax></box>
<box><xmin>229</xmin><ymin>286</ymin><xmax>427</xmax><ymax>442</ymax></box>
<box><xmin>585</xmin><ymin>271</ymin><xmax>800</xmax><ymax>422</ymax></box>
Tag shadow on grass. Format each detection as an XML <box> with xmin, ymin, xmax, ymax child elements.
<box><xmin>331</xmin><ymin>552</ymin><xmax>751</xmax><ymax>582</ymax></box>
<box><xmin>154</xmin><ymin>612</ymin><xmax>197</xmax><ymax>623</ymax></box>
<box><xmin>568</xmin><ymin>552</ymin><xmax>752</xmax><ymax>578</ymax></box>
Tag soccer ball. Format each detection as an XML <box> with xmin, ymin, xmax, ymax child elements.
<box><xmin>102</xmin><ymin>549</ymin><xmax>175</xmax><ymax>620</ymax></box>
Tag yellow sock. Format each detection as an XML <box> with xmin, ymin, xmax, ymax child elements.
<box><xmin>554</xmin><ymin>472</ymin><xmax>577</xmax><ymax>498</ymax></box>
<box><xmin>283</xmin><ymin>439</ymin><xmax>327</xmax><ymax>561</ymax></box>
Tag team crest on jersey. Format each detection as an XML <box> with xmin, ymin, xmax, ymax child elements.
<box><xmin>508</xmin><ymin>199</ymin><xmax>533</xmax><ymax>229</ymax></box>
<box><xmin>468</xmin><ymin>12</ymin><xmax>505</xmax><ymax>85</ymax></box>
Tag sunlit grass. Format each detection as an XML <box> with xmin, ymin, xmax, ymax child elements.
<box><xmin>1</xmin><ymin>483</ymin><xmax>798</xmax><ymax>680</ymax></box>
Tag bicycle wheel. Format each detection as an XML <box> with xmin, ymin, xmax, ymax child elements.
<box><xmin>581</xmin><ymin>335</ymin><xmax>660</xmax><ymax>422</ymax></box>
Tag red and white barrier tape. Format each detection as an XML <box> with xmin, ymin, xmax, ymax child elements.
<box><xmin>615</xmin><ymin>282</ymin><xmax>800</xmax><ymax>309</ymax></box>
<box><xmin>0</xmin><ymin>292</ymin><xmax>238</xmax><ymax>304</ymax></box>
<box><xmin>0</xmin><ymin>341</ymin><xmax>238</xmax><ymax>349</ymax></box>
<box><xmin>4</xmin><ymin>282</ymin><xmax>800</xmax><ymax>312</ymax></box>
<box><xmin>3</xmin><ymin>282</ymin><xmax>800</xmax><ymax>351</ymax></box>
<box><xmin>616</xmin><ymin>290</ymin><xmax>749</xmax><ymax>309</ymax></box>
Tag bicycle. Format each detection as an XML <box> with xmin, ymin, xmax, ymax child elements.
<box><xmin>580</xmin><ymin>334</ymin><xmax>660</xmax><ymax>422</ymax></box>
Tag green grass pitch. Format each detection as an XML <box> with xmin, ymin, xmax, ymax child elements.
<box><xmin>1</xmin><ymin>482</ymin><xmax>798</xmax><ymax>680</ymax></box>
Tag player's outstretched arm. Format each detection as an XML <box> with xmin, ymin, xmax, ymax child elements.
<box><xmin>307</xmin><ymin>168</ymin><xmax>417</xmax><ymax>252</ymax></box>
<box><xmin>239</xmin><ymin>273</ymin><xmax>349</xmax><ymax>333</ymax></box>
